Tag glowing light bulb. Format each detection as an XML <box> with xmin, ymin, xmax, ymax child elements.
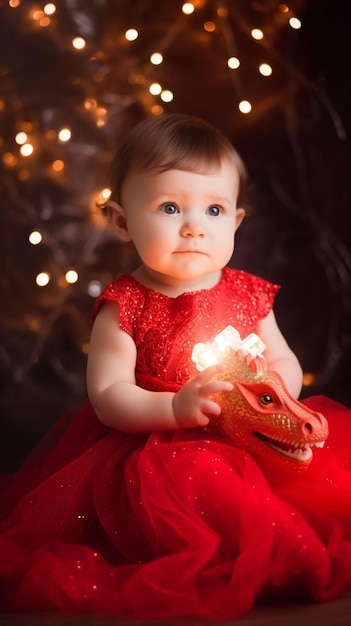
<box><xmin>227</xmin><ymin>56</ymin><xmax>240</xmax><ymax>69</ymax></box>
<box><xmin>161</xmin><ymin>90</ymin><xmax>173</xmax><ymax>102</ymax></box>
<box><xmin>2</xmin><ymin>152</ymin><xmax>18</xmax><ymax>167</ymax></box>
<box><xmin>39</xmin><ymin>16</ymin><xmax>50</xmax><ymax>27</ymax></box>
<box><xmin>100</xmin><ymin>187</ymin><xmax>112</xmax><ymax>202</ymax></box>
<box><xmin>192</xmin><ymin>326</ymin><xmax>266</xmax><ymax>371</ymax></box>
<box><xmin>182</xmin><ymin>3</ymin><xmax>195</xmax><ymax>15</ymax></box>
<box><xmin>238</xmin><ymin>100</ymin><xmax>252</xmax><ymax>114</ymax></box>
<box><xmin>29</xmin><ymin>231</ymin><xmax>42</xmax><ymax>245</ymax></box>
<box><xmin>58</xmin><ymin>128</ymin><xmax>71</xmax><ymax>142</ymax></box>
<box><xmin>88</xmin><ymin>280</ymin><xmax>103</xmax><ymax>297</ymax></box>
<box><xmin>204</xmin><ymin>21</ymin><xmax>216</xmax><ymax>32</ymax></box>
<box><xmin>9</xmin><ymin>0</ymin><xmax>21</xmax><ymax>7</ymax></box>
<box><xmin>32</xmin><ymin>10</ymin><xmax>44</xmax><ymax>20</ymax></box>
<box><xmin>149</xmin><ymin>82</ymin><xmax>162</xmax><ymax>95</ymax></box>
<box><xmin>44</xmin><ymin>3</ymin><xmax>56</xmax><ymax>15</ymax></box>
<box><xmin>151</xmin><ymin>105</ymin><xmax>164</xmax><ymax>116</ymax></box>
<box><xmin>65</xmin><ymin>270</ymin><xmax>79</xmax><ymax>284</ymax></box>
<box><xmin>303</xmin><ymin>372</ymin><xmax>316</xmax><ymax>386</ymax></box>
<box><xmin>15</xmin><ymin>131</ymin><xmax>28</xmax><ymax>145</ymax></box>
<box><xmin>289</xmin><ymin>17</ymin><xmax>301</xmax><ymax>29</ymax></box>
<box><xmin>20</xmin><ymin>143</ymin><xmax>34</xmax><ymax>156</ymax></box>
<box><xmin>52</xmin><ymin>159</ymin><xmax>64</xmax><ymax>171</ymax></box>
<box><xmin>259</xmin><ymin>63</ymin><xmax>272</xmax><ymax>76</ymax></box>
<box><xmin>72</xmin><ymin>37</ymin><xmax>86</xmax><ymax>50</ymax></box>
<box><xmin>279</xmin><ymin>4</ymin><xmax>289</xmax><ymax>12</ymax></box>
<box><xmin>150</xmin><ymin>52</ymin><xmax>163</xmax><ymax>65</ymax></box>
<box><xmin>125</xmin><ymin>28</ymin><xmax>138</xmax><ymax>41</ymax></box>
<box><xmin>36</xmin><ymin>272</ymin><xmax>50</xmax><ymax>286</ymax></box>
<box><xmin>85</xmin><ymin>98</ymin><xmax>97</xmax><ymax>111</ymax></box>
<box><xmin>251</xmin><ymin>28</ymin><xmax>264</xmax><ymax>40</ymax></box>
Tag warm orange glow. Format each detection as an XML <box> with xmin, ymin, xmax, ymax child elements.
<box><xmin>2</xmin><ymin>152</ymin><xmax>18</xmax><ymax>167</ymax></box>
<box><xmin>303</xmin><ymin>373</ymin><xmax>316</xmax><ymax>386</ymax></box>
<box><xmin>52</xmin><ymin>159</ymin><xmax>64</xmax><ymax>172</ymax></box>
<box><xmin>204</xmin><ymin>21</ymin><xmax>216</xmax><ymax>32</ymax></box>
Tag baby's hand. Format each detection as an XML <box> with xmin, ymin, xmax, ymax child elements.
<box><xmin>172</xmin><ymin>363</ymin><xmax>233</xmax><ymax>429</ymax></box>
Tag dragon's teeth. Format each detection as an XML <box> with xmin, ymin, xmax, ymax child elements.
<box><xmin>313</xmin><ymin>441</ymin><xmax>325</xmax><ymax>448</ymax></box>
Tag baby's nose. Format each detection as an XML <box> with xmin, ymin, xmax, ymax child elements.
<box><xmin>180</xmin><ymin>219</ymin><xmax>205</xmax><ymax>237</ymax></box>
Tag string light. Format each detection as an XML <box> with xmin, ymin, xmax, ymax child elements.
<box><xmin>204</xmin><ymin>21</ymin><xmax>216</xmax><ymax>32</ymax></box>
<box><xmin>72</xmin><ymin>37</ymin><xmax>86</xmax><ymax>50</ymax></box>
<box><xmin>238</xmin><ymin>100</ymin><xmax>252</xmax><ymax>114</ymax></box>
<box><xmin>149</xmin><ymin>82</ymin><xmax>162</xmax><ymax>95</ymax></box>
<box><xmin>85</xmin><ymin>98</ymin><xmax>97</xmax><ymax>111</ymax></box>
<box><xmin>15</xmin><ymin>132</ymin><xmax>28</xmax><ymax>145</ymax></box>
<box><xmin>303</xmin><ymin>373</ymin><xmax>316</xmax><ymax>387</ymax></box>
<box><xmin>182</xmin><ymin>3</ymin><xmax>195</xmax><ymax>15</ymax></box>
<box><xmin>227</xmin><ymin>57</ymin><xmax>240</xmax><ymax>69</ymax></box>
<box><xmin>36</xmin><ymin>272</ymin><xmax>50</xmax><ymax>286</ymax></box>
<box><xmin>151</xmin><ymin>104</ymin><xmax>164</xmax><ymax>116</ymax></box>
<box><xmin>125</xmin><ymin>29</ymin><xmax>138</xmax><ymax>41</ymax></box>
<box><xmin>44</xmin><ymin>3</ymin><xmax>56</xmax><ymax>15</ymax></box>
<box><xmin>150</xmin><ymin>52</ymin><xmax>163</xmax><ymax>65</ymax></box>
<box><xmin>88</xmin><ymin>280</ymin><xmax>103</xmax><ymax>297</ymax></box>
<box><xmin>99</xmin><ymin>187</ymin><xmax>111</xmax><ymax>203</ymax></box>
<box><xmin>65</xmin><ymin>270</ymin><xmax>79</xmax><ymax>284</ymax></box>
<box><xmin>160</xmin><ymin>90</ymin><xmax>173</xmax><ymax>102</ymax></box>
<box><xmin>251</xmin><ymin>28</ymin><xmax>264</xmax><ymax>40</ymax></box>
<box><xmin>52</xmin><ymin>159</ymin><xmax>64</xmax><ymax>172</ymax></box>
<box><xmin>259</xmin><ymin>63</ymin><xmax>273</xmax><ymax>76</ymax></box>
<box><xmin>289</xmin><ymin>17</ymin><xmax>302</xmax><ymax>29</ymax></box>
<box><xmin>28</xmin><ymin>231</ymin><xmax>42</xmax><ymax>245</ymax></box>
<box><xmin>20</xmin><ymin>143</ymin><xmax>34</xmax><ymax>156</ymax></box>
<box><xmin>9</xmin><ymin>0</ymin><xmax>21</xmax><ymax>7</ymax></box>
<box><xmin>58</xmin><ymin>128</ymin><xmax>71</xmax><ymax>142</ymax></box>
<box><xmin>32</xmin><ymin>10</ymin><xmax>44</xmax><ymax>21</ymax></box>
<box><xmin>2</xmin><ymin>153</ymin><xmax>18</xmax><ymax>167</ymax></box>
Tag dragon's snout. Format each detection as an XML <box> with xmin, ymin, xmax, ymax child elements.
<box><xmin>214</xmin><ymin>366</ymin><xmax>329</xmax><ymax>477</ymax></box>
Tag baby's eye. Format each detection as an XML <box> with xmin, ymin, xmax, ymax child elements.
<box><xmin>206</xmin><ymin>206</ymin><xmax>221</xmax><ymax>216</ymax></box>
<box><xmin>160</xmin><ymin>203</ymin><xmax>179</xmax><ymax>214</ymax></box>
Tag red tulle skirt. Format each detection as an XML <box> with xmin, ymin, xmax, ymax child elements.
<box><xmin>1</xmin><ymin>395</ymin><xmax>351</xmax><ymax>620</ymax></box>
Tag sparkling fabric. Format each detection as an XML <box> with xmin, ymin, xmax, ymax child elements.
<box><xmin>1</xmin><ymin>268</ymin><xmax>351</xmax><ymax>619</ymax></box>
<box><xmin>92</xmin><ymin>268</ymin><xmax>280</xmax><ymax>391</ymax></box>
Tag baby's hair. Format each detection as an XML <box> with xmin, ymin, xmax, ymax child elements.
<box><xmin>103</xmin><ymin>113</ymin><xmax>248</xmax><ymax>209</ymax></box>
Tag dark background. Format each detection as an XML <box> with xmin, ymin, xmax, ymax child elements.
<box><xmin>0</xmin><ymin>0</ymin><xmax>350</xmax><ymax>472</ymax></box>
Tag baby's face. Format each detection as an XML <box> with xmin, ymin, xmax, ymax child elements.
<box><xmin>119</xmin><ymin>158</ymin><xmax>245</xmax><ymax>291</ymax></box>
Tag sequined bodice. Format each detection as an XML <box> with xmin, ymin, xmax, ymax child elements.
<box><xmin>93</xmin><ymin>268</ymin><xmax>279</xmax><ymax>393</ymax></box>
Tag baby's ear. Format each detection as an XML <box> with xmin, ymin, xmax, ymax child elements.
<box><xmin>235</xmin><ymin>208</ymin><xmax>245</xmax><ymax>231</ymax></box>
<box><xmin>107</xmin><ymin>201</ymin><xmax>132</xmax><ymax>242</ymax></box>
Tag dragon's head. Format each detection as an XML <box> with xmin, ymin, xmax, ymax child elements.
<box><xmin>192</xmin><ymin>327</ymin><xmax>329</xmax><ymax>481</ymax></box>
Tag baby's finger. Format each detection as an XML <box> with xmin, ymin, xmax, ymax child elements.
<box><xmin>202</xmin><ymin>380</ymin><xmax>233</xmax><ymax>397</ymax></box>
<box><xmin>202</xmin><ymin>399</ymin><xmax>222</xmax><ymax>417</ymax></box>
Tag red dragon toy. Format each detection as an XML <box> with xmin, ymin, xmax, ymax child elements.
<box><xmin>192</xmin><ymin>326</ymin><xmax>329</xmax><ymax>482</ymax></box>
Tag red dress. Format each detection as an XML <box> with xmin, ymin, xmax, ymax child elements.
<box><xmin>1</xmin><ymin>268</ymin><xmax>351</xmax><ymax>619</ymax></box>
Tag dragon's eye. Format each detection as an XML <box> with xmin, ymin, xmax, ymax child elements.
<box><xmin>260</xmin><ymin>393</ymin><xmax>273</xmax><ymax>405</ymax></box>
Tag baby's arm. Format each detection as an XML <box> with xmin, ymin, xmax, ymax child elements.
<box><xmin>256</xmin><ymin>310</ymin><xmax>303</xmax><ymax>398</ymax></box>
<box><xmin>87</xmin><ymin>302</ymin><xmax>232</xmax><ymax>433</ymax></box>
